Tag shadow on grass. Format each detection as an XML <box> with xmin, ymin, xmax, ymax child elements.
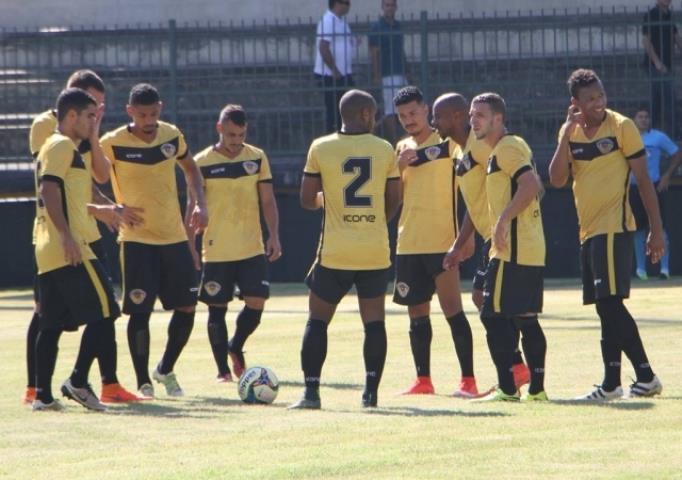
<box><xmin>105</xmin><ymin>396</ymin><xmax>246</xmax><ymax>418</ymax></box>
<box><xmin>279</xmin><ymin>380</ymin><xmax>362</xmax><ymax>391</ymax></box>
<box><xmin>550</xmin><ymin>400</ymin><xmax>655</xmax><ymax>410</ymax></box>
<box><xmin>358</xmin><ymin>406</ymin><xmax>509</xmax><ymax>418</ymax></box>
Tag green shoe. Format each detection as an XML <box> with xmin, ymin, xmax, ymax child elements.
<box><xmin>470</xmin><ymin>387</ymin><xmax>519</xmax><ymax>403</ymax></box>
<box><xmin>522</xmin><ymin>391</ymin><xmax>549</xmax><ymax>402</ymax></box>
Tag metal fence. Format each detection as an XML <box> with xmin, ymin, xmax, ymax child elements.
<box><xmin>0</xmin><ymin>6</ymin><xmax>680</xmax><ymax>192</ymax></box>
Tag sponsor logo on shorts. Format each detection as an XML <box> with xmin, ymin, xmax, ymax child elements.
<box><xmin>425</xmin><ymin>146</ymin><xmax>441</xmax><ymax>161</ymax></box>
<box><xmin>204</xmin><ymin>281</ymin><xmax>221</xmax><ymax>296</ymax></box>
<box><xmin>243</xmin><ymin>161</ymin><xmax>259</xmax><ymax>175</ymax></box>
<box><xmin>129</xmin><ymin>289</ymin><xmax>147</xmax><ymax>305</ymax></box>
<box><xmin>596</xmin><ymin>138</ymin><xmax>615</xmax><ymax>155</ymax></box>
<box><xmin>160</xmin><ymin>142</ymin><xmax>177</xmax><ymax>158</ymax></box>
<box><xmin>396</xmin><ymin>282</ymin><xmax>410</xmax><ymax>298</ymax></box>
<box><xmin>594</xmin><ymin>278</ymin><xmax>603</xmax><ymax>286</ymax></box>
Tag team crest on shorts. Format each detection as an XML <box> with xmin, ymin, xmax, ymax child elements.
<box><xmin>596</xmin><ymin>138</ymin><xmax>615</xmax><ymax>155</ymax></box>
<box><xmin>396</xmin><ymin>282</ymin><xmax>410</xmax><ymax>298</ymax></box>
<box><xmin>243</xmin><ymin>161</ymin><xmax>259</xmax><ymax>175</ymax></box>
<box><xmin>204</xmin><ymin>281</ymin><xmax>222</xmax><ymax>296</ymax></box>
<box><xmin>424</xmin><ymin>146</ymin><xmax>442</xmax><ymax>161</ymax></box>
<box><xmin>129</xmin><ymin>289</ymin><xmax>147</xmax><ymax>305</ymax></box>
<box><xmin>160</xmin><ymin>142</ymin><xmax>177</xmax><ymax>158</ymax></box>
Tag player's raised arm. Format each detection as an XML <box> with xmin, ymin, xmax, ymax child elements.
<box><xmin>549</xmin><ymin>105</ymin><xmax>581</xmax><ymax>188</ymax></box>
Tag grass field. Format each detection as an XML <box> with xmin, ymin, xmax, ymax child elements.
<box><xmin>1</xmin><ymin>279</ymin><xmax>681</xmax><ymax>480</ymax></box>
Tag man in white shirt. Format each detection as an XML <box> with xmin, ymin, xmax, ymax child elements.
<box><xmin>315</xmin><ymin>0</ymin><xmax>355</xmax><ymax>133</ymax></box>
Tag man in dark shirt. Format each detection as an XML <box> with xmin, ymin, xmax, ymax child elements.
<box><xmin>642</xmin><ymin>0</ymin><xmax>682</xmax><ymax>133</ymax></box>
<box><xmin>369</xmin><ymin>0</ymin><xmax>408</xmax><ymax>145</ymax></box>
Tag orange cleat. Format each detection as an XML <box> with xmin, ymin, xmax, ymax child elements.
<box><xmin>401</xmin><ymin>376</ymin><xmax>435</xmax><ymax>395</ymax></box>
<box><xmin>100</xmin><ymin>383</ymin><xmax>144</xmax><ymax>403</ymax></box>
<box><xmin>23</xmin><ymin>387</ymin><xmax>37</xmax><ymax>405</ymax></box>
<box><xmin>453</xmin><ymin>376</ymin><xmax>479</xmax><ymax>398</ymax></box>
<box><xmin>229</xmin><ymin>350</ymin><xmax>246</xmax><ymax>379</ymax></box>
<box><xmin>513</xmin><ymin>363</ymin><xmax>531</xmax><ymax>389</ymax></box>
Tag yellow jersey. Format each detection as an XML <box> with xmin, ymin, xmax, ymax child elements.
<box><xmin>486</xmin><ymin>135</ymin><xmax>545</xmax><ymax>266</ymax></box>
<box><xmin>34</xmin><ymin>133</ymin><xmax>96</xmax><ymax>274</ymax></box>
<box><xmin>304</xmin><ymin>132</ymin><xmax>399</xmax><ymax>270</ymax></box>
<box><xmin>195</xmin><ymin>143</ymin><xmax>273</xmax><ymax>262</ymax></box>
<box><xmin>396</xmin><ymin>131</ymin><xmax>456</xmax><ymax>254</ymax></box>
<box><xmin>101</xmin><ymin>121</ymin><xmax>189</xmax><ymax>245</ymax></box>
<box><xmin>562</xmin><ymin>109</ymin><xmax>642</xmax><ymax>242</ymax></box>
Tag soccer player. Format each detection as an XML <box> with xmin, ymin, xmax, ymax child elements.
<box><xmin>33</xmin><ymin>88</ymin><xmax>121</xmax><ymax>411</ymax></box>
<box><xmin>193</xmin><ymin>104</ymin><xmax>281</xmax><ymax>382</ymax></box>
<box><xmin>466</xmin><ymin>93</ymin><xmax>547</xmax><ymax>402</ymax></box>
<box><xmin>25</xmin><ymin>70</ymin><xmax>141</xmax><ymax>405</ymax></box>
<box><xmin>100</xmin><ymin>83</ymin><xmax>208</xmax><ymax>397</ymax></box>
<box><xmin>392</xmin><ymin>86</ymin><xmax>479</xmax><ymax>397</ymax></box>
<box><xmin>434</xmin><ymin>92</ymin><xmax>531</xmax><ymax>390</ymax></box>
<box><xmin>549</xmin><ymin>69</ymin><xmax>664</xmax><ymax>400</ymax></box>
<box><xmin>289</xmin><ymin>89</ymin><xmax>401</xmax><ymax>409</ymax></box>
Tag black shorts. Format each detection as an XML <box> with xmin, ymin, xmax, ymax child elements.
<box><xmin>199</xmin><ymin>255</ymin><xmax>270</xmax><ymax>304</ymax></box>
<box><xmin>305</xmin><ymin>263</ymin><xmax>390</xmax><ymax>305</ymax></box>
<box><xmin>392</xmin><ymin>253</ymin><xmax>446</xmax><ymax>306</ymax></box>
<box><xmin>473</xmin><ymin>240</ymin><xmax>491</xmax><ymax>291</ymax></box>
<box><xmin>581</xmin><ymin>232</ymin><xmax>633</xmax><ymax>305</ymax></box>
<box><xmin>37</xmin><ymin>260</ymin><xmax>120</xmax><ymax>332</ymax></box>
<box><xmin>481</xmin><ymin>258</ymin><xmax>544</xmax><ymax>317</ymax></box>
<box><xmin>121</xmin><ymin>241</ymin><xmax>198</xmax><ymax>314</ymax></box>
<box><xmin>629</xmin><ymin>183</ymin><xmax>667</xmax><ymax>230</ymax></box>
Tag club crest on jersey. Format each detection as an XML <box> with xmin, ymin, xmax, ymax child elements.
<box><xmin>396</xmin><ymin>282</ymin><xmax>410</xmax><ymax>298</ymax></box>
<box><xmin>425</xmin><ymin>146</ymin><xmax>442</xmax><ymax>161</ymax></box>
<box><xmin>243</xmin><ymin>161</ymin><xmax>259</xmax><ymax>175</ymax></box>
<box><xmin>129</xmin><ymin>289</ymin><xmax>147</xmax><ymax>305</ymax></box>
<box><xmin>203</xmin><ymin>281</ymin><xmax>222</xmax><ymax>296</ymax></box>
<box><xmin>596</xmin><ymin>138</ymin><xmax>615</xmax><ymax>155</ymax></box>
<box><xmin>160</xmin><ymin>143</ymin><xmax>177</xmax><ymax>158</ymax></box>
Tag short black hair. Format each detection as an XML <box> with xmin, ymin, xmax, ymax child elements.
<box><xmin>56</xmin><ymin>88</ymin><xmax>97</xmax><ymax>122</ymax></box>
<box><xmin>329</xmin><ymin>0</ymin><xmax>344</xmax><ymax>8</ymax></box>
<box><xmin>219</xmin><ymin>104</ymin><xmax>247</xmax><ymax>126</ymax></box>
<box><xmin>66</xmin><ymin>69</ymin><xmax>105</xmax><ymax>93</ymax></box>
<box><xmin>567</xmin><ymin>69</ymin><xmax>601</xmax><ymax>99</ymax></box>
<box><xmin>634</xmin><ymin>104</ymin><xmax>650</xmax><ymax>116</ymax></box>
<box><xmin>129</xmin><ymin>83</ymin><xmax>161</xmax><ymax>105</ymax></box>
<box><xmin>393</xmin><ymin>86</ymin><xmax>424</xmax><ymax>107</ymax></box>
<box><xmin>471</xmin><ymin>92</ymin><xmax>506</xmax><ymax>120</ymax></box>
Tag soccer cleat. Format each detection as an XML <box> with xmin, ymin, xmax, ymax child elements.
<box><xmin>361</xmin><ymin>390</ymin><xmax>378</xmax><ymax>408</ymax></box>
<box><xmin>288</xmin><ymin>395</ymin><xmax>322</xmax><ymax>410</ymax></box>
<box><xmin>574</xmin><ymin>385</ymin><xmax>623</xmax><ymax>402</ymax></box>
<box><xmin>23</xmin><ymin>387</ymin><xmax>37</xmax><ymax>405</ymax></box>
<box><xmin>629</xmin><ymin>376</ymin><xmax>663</xmax><ymax>398</ymax></box>
<box><xmin>512</xmin><ymin>363</ymin><xmax>531</xmax><ymax>389</ymax></box>
<box><xmin>152</xmin><ymin>368</ymin><xmax>184</xmax><ymax>397</ymax></box>
<box><xmin>32</xmin><ymin>399</ymin><xmax>65</xmax><ymax>412</ymax></box>
<box><xmin>470</xmin><ymin>387</ymin><xmax>520</xmax><ymax>403</ymax></box>
<box><xmin>636</xmin><ymin>269</ymin><xmax>648</xmax><ymax>280</ymax></box>
<box><xmin>100</xmin><ymin>383</ymin><xmax>143</xmax><ymax>403</ymax></box>
<box><xmin>138</xmin><ymin>383</ymin><xmax>154</xmax><ymax>398</ymax></box>
<box><xmin>228</xmin><ymin>349</ymin><xmax>246</xmax><ymax>379</ymax></box>
<box><xmin>522</xmin><ymin>391</ymin><xmax>549</xmax><ymax>402</ymax></box>
<box><xmin>401</xmin><ymin>376</ymin><xmax>435</xmax><ymax>395</ymax></box>
<box><xmin>659</xmin><ymin>271</ymin><xmax>670</xmax><ymax>280</ymax></box>
<box><xmin>60</xmin><ymin>379</ymin><xmax>107</xmax><ymax>411</ymax></box>
<box><xmin>453</xmin><ymin>376</ymin><xmax>479</xmax><ymax>398</ymax></box>
<box><xmin>216</xmin><ymin>372</ymin><xmax>234</xmax><ymax>383</ymax></box>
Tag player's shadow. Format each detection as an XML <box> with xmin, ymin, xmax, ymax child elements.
<box><xmin>106</xmin><ymin>396</ymin><xmax>245</xmax><ymax>418</ymax></box>
<box><xmin>105</xmin><ymin>402</ymin><xmax>188</xmax><ymax>417</ymax></box>
<box><xmin>279</xmin><ymin>380</ymin><xmax>362</xmax><ymax>391</ymax></box>
<box><xmin>357</xmin><ymin>407</ymin><xmax>509</xmax><ymax>418</ymax></box>
<box><xmin>550</xmin><ymin>400</ymin><xmax>655</xmax><ymax>410</ymax></box>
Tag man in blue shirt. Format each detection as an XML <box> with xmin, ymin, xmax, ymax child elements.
<box><xmin>631</xmin><ymin>106</ymin><xmax>682</xmax><ymax>279</ymax></box>
<box><xmin>369</xmin><ymin>0</ymin><xmax>408</xmax><ymax>145</ymax></box>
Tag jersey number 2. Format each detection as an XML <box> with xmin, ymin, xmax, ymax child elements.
<box><xmin>343</xmin><ymin>157</ymin><xmax>372</xmax><ymax>207</ymax></box>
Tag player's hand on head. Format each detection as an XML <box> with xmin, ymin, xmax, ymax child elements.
<box><xmin>646</xmin><ymin>229</ymin><xmax>666</xmax><ymax>264</ymax></box>
<box><xmin>61</xmin><ymin>232</ymin><xmax>82</xmax><ymax>266</ymax></box>
<box><xmin>564</xmin><ymin>105</ymin><xmax>582</xmax><ymax>135</ymax></box>
<box><xmin>266</xmin><ymin>236</ymin><xmax>282</xmax><ymax>262</ymax></box>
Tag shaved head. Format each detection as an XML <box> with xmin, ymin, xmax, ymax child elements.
<box><xmin>340</xmin><ymin>89</ymin><xmax>377</xmax><ymax>123</ymax></box>
<box><xmin>433</xmin><ymin>92</ymin><xmax>469</xmax><ymax>114</ymax></box>
<box><xmin>432</xmin><ymin>92</ymin><xmax>470</xmax><ymax>141</ymax></box>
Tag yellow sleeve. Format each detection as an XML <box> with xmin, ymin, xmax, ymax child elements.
<box><xmin>387</xmin><ymin>152</ymin><xmax>400</xmax><ymax>179</ymax></box>
<box><xmin>497</xmin><ymin>143</ymin><xmax>532</xmax><ymax>181</ymax></box>
<box><xmin>177</xmin><ymin>132</ymin><xmax>189</xmax><ymax>159</ymax></box>
<box><xmin>99</xmin><ymin>134</ymin><xmax>115</xmax><ymax>162</ymax></box>
<box><xmin>41</xmin><ymin>141</ymin><xmax>73</xmax><ymax>181</ymax></box>
<box><xmin>259</xmin><ymin>151</ymin><xmax>273</xmax><ymax>182</ymax></box>
<box><xmin>30</xmin><ymin>116</ymin><xmax>56</xmax><ymax>157</ymax></box>
<box><xmin>619</xmin><ymin>118</ymin><xmax>646</xmax><ymax>159</ymax></box>
<box><xmin>303</xmin><ymin>143</ymin><xmax>320</xmax><ymax>176</ymax></box>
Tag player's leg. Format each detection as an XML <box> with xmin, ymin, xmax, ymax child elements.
<box><xmin>24</xmin><ymin>275</ymin><xmax>40</xmax><ymax>404</ymax></box>
<box><xmin>513</xmin><ymin>314</ymin><xmax>547</xmax><ymax>401</ymax></box>
<box><xmin>154</xmin><ymin>241</ymin><xmax>199</xmax><ymax>396</ymax></box>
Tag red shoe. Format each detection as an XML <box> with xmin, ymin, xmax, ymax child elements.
<box><xmin>100</xmin><ymin>383</ymin><xmax>143</xmax><ymax>403</ymax></box>
<box><xmin>216</xmin><ymin>372</ymin><xmax>233</xmax><ymax>383</ymax></box>
<box><xmin>513</xmin><ymin>363</ymin><xmax>530</xmax><ymax>389</ymax></box>
<box><xmin>453</xmin><ymin>376</ymin><xmax>479</xmax><ymax>398</ymax></box>
<box><xmin>23</xmin><ymin>387</ymin><xmax>36</xmax><ymax>405</ymax></box>
<box><xmin>229</xmin><ymin>350</ymin><xmax>246</xmax><ymax>379</ymax></box>
<box><xmin>401</xmin><ymin>376</ymin><xmax>435</xmax><ymax>395</ymax></box>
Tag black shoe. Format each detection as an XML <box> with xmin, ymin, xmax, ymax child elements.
<box><xmin>361</xmin><ymin>390</ymin><xmax>377</xmax><ymax>408</ymax></box>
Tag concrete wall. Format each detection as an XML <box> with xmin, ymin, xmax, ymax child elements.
<box><xmin>0</xmin><ymin>0</ymin><xmax>651</xmax><ymax>30</ymax></box>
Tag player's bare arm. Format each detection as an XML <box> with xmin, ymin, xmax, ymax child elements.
<box><xmin>493</xmin><ymin>170</ymin><xmax>540</xmax><ymax>252</ymax></box>
<box><xmin>549</xmin><ymin>105</ymin><xmax>581</xmax><ymax>187</ymax></box>
<box><xmin>443</xmin><ymin>212</ymin><xmax>475</xmax><ymax>270</ymax></box>
<box><xmin>630</xmin><ymin>155</ymin><xmax>666</xmax><ymax>263</ymax></box>
<box><xmin>258</xmin><ymin>182</ymin><xmax>282</xmax><ymax>262</ymax></box>
<box><xmin>88</xmin><ymin>103</ymin><xmax>111</xmax><ymax>184</ymax></box>
<box><xmin>319</xmin><ymin>40</ymin><xmax>341</xmax><ymax>79</ymax></box>
<box><xmin>658</xmin><ymin>149</ymin><xmax>682</xmax><ymax>192</ymax></box>
<box><xmin>300</xmin><ymin>174</ymin><xmax>323</xmax><ymax>210</ymax></box>
<box><xmin>178</xmin><ymin>154</ymin><xmax>208</xmax><ymax>234</ymax></box>
<box><xmin>40</xmin><ymin>180</ymin><xmax>82</xmax><ymax>266</ymax></box>
<box><xmin>384</xmin><ymin>178</ymin><xmax>402</xmax><ymax>221</ymax></box>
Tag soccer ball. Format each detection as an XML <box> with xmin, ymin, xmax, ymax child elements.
<box><xmin>238</xmin><ymin>366</ymin><xmax>279</xmax><ymax>404</ymax></box>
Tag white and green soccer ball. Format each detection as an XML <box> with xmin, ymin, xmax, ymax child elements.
<box><xmin>238</xmin><ymin>366</ymin><xmax>279</xmax><ymax>404</ymax></box>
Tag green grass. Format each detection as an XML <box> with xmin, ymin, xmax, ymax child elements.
<box><xmin>1</xmin><ymin>279</ymin><xmax>681</xmax><ymax>479</ymax></box>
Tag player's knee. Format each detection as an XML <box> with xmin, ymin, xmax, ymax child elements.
<box><xmin>176</xmin><ymin>305</ymin><xmax>196</xmax><ymax>314</ymax></box>
<box><xmin>244</xmin><ymin>297</ymin><xmax>266</xmax><ymax>310</ymax></box>
<box><xmin>408</xmin><ymin>303</ymin><xmax>430</xmax><ymax>318</ymax></box>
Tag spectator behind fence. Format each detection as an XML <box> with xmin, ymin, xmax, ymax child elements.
<box><xmin>642</xmin><ymin>0</ymin><xmax>682</xmax><ymax>134</ymax></box>
<box><xmin>369</xmin><ymin>0</ymin><xmax>408</xmax><ymax>145</ymax></box>
<box><xmin>315</xmin><ymin>0</ymin><xmax>355</xmax><ymax>133</ymax></box>
<box><xmin>630</xmin><ymin>106</ymin><xmax>682</xmax><ymax>280</ymax></box>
